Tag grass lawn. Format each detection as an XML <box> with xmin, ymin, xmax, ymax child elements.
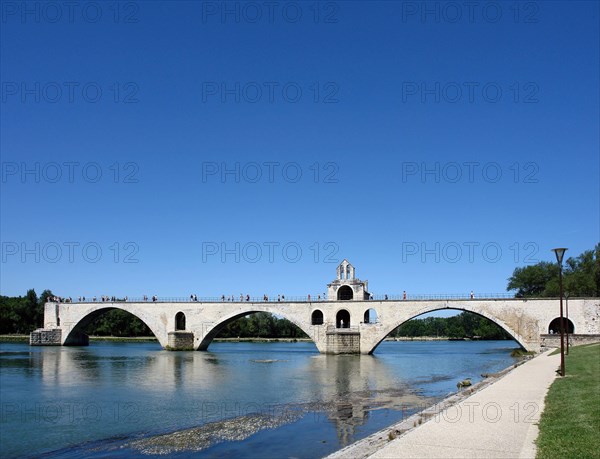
<box><xmin>536</xmin><ymin>343</ymin><xmax>600</xmax><ymax>458</ymax></box>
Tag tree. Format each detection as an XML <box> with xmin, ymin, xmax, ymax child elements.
<box><xmin>0</xmin><ymin>296</ymin><xmax>22</xmax><ymax>333</ymax></box>
<box><xmin>564</xmin><ymin>246</ymin><xmax>600</xmax><ymax>297</ymax></box>
<box><xmin>0</xmin><ymin>289</ymin><xmax>49</xmax><ymax>334</ymax></box>
<box><xmin>392</xmin><ymin>312</ymin><xmax>511</xmax><ymax>339</ymax></box>
<box><xmin>39</xmin><ymin>290</ymin><xmax>54</xmax><ymax>305</ymax></box>
<box><xmin>507</xmin><ymin>262</ymin><xmax>558</xmax><ymax>297</ymax></box>
<box><xmin>215</xmin><ymin>313</ymin><xmax>307</xmax><ymax>338</ymax></box>
<box><xmin>507</xmin><ymin>245</ymin><xmax>599</xmax><ymax>298</ymax></box>
<box><xmin>23</xmin><ymin>289</ymin><xmax>39</xmax><ymax>330</ymax></box>
<box><xmin>87</xmin><ymin>309</ymin><xmax>152</xmax><ymax>336</ymax></box>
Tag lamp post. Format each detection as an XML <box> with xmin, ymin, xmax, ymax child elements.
<box><xmin>565</xmin><ymin>292</ymin><xmax>570</xmax><ymax>355</ymax></box>
<box><xmin>552</xmin><ymin>248</ymin><xmax>568</xmax><ymax>376</ymax></box>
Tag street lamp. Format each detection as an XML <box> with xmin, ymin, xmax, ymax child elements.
<box><xmin>565</xmin><ymin>292</ymin><xmax>570</xmax><ymax>355</ymax></box>
<box><xmin>552</xmin><ymin>247</ymin><xmax>568</xmax><ymax>376</ymax></box>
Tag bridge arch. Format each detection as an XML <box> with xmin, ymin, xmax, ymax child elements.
<box><xmin>364</xmin><ymin>305</ymin><xmax>530</xmax><ymax>354</ymax></box>
<box><xmin>62</xmin><ymin>305</ymin><xmax>167</xmax><ymax>347</ymax></box>
<box><xmin>196</xmin><ymin>307</ymin><xmax>320</xmax><ymax>352</ymax></box>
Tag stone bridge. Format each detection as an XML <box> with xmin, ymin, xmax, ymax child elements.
<box><xmin>34</xmin><ymin>297</ymin><xmax>600</xmax><ymax>354</ymax></box>
<box><xmin>31</xmin><ymin>260</ymin><xmax>600</xmax><ymax>354</ymax></box>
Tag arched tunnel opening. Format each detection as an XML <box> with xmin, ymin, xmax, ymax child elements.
<box><xmin>548</xmin><ymin>317</ymin><xmax>574</xmax><ymax>334</ymax></box>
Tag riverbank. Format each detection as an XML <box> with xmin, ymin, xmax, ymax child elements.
<box><xmin>0</xmin><ymin>334</ymin><xmax>30</xmax><ymax>342</ymax></box>
<box><xmin>327</xmin><ymin>351</ymin><xmax>555</xmax><ymax>459</ymax></box>
<box><xmin>385</xmin><ymin>336</ymin><xmax>450</xmax><ymax>341</ymax></box>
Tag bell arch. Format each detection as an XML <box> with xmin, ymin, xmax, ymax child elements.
<box><xmin>337</xmin><ymin>286</ymin><xmax>353</xmax><ymax>301</ymax></box>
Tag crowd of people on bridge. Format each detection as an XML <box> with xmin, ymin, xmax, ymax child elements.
<box><xmin>52</xmin><ymin>291</ymin><xmax>479</xmax><ymax>303</ymax></box>
<box><xmin>51</xmin><ymin>296</ymin><xmax>72</xmax><ymax>302</ymax></box>
<box><xmin>60</xmin><ymin>292</ymin><xmax>398</xmax><ymax>303</ymax></box>
<box><xmin>72</xmin><ymin>296</ymin><xmax>130</xmax><ymax>302</ymax></box>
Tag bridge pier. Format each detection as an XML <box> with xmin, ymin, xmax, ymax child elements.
<box><xmin>30</xmin><ymin>328</ymin><xmax>62</xmax><ymax>346</ymax></box>
<box><xmin>167</xmin><ymin>332</ymin><xmax>194</xmax><ymax>351</ymax></box>
<box><xmin>325</xmin><ymin>328</ymin><xmax>361</xmax><ymax>354</ymax></box>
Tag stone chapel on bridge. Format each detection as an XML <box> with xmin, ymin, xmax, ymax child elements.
<box><xmin>327</xmin><ymin>259</ymin><xmax>371</xmax><ymax>301</ymax></box>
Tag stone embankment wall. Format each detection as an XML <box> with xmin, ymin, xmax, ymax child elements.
<box><xmin>540</xmin><ymin>334</ymin><xmax>600</xmax><ymax>349</ymax></box>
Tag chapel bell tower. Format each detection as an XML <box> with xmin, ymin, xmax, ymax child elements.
<box><xmin>327</xmin><ymin>259</ymin><xmax>370</xmax><ymax>301</ymax></box>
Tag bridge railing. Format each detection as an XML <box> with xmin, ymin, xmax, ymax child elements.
<box><xmin>369</xmin><ymin>293</ymin><xmax>516</xmax><ymax>301</ymax></box>
<box><xmin>51</xmin><ymin>293</ymin><xmax>519</xmax><ymax>304</ymax></box>
<box><xmin>58</xmin><ymin>295</ymin><xmax>330</xmax><ymax>304</ymax></box>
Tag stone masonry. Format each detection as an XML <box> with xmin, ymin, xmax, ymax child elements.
<box><xmin>32</xmin><ymin>261</ymin><xmax>600</xmax><ymax>353</ymax></box>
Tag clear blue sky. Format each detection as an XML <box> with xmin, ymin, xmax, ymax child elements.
<box><xmin>1</xmin><ymin>1</ymin><xmax>598</xmax><ymax>299</ymax></box>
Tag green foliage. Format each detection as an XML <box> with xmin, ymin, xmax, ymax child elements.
<box><xmin>216</xmin><ymin>312</ymin><xmax>308</xmax><ymax>339</ymax></box>
<box><xmin>86</xmin><ymin>309</ymin><xmax>152</xmax><ymax>337</ymax></box>
<box><xmin>507</xmin><ymin>262</ymin><xmax>558</xmax><ymax>297</ymax></box>
<box><xmin>391</xmin><ymin>312</ymin><xmax>512</xmax><ymax>340</ymax></box>
<box><xmin>507</xmin><ymin>244</ymin><xmax>600</xmax><ymax>298</ymax></box>
<box><xmin>0</xmin><ymin>289</ymin><xmax>46</xmax><ymax>334</ymax></box>
<box><xmin>536</xmin><ymin>344</ymin><xmax>600</xmax><ymax>458</ymax></box>
<box><xmin>0</xmin><ymin>289</ymin><xmax>151</xmax><ymax>336</ymax></box>
<box><xmin>563</xmin><ymin>246</ymin><xmax>600</xmax><ymax>296</ymax></box>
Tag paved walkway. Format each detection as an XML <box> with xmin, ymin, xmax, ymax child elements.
<box><xmin>367</xmin><ymin>350</ymin><xmax>559</xmax><ymax>459</ymax></box>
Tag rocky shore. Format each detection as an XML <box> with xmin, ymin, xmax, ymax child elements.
<box><xmin>97</xmin><ymin>381</ymin><xmax>430</xmax><ymax>456</ymax></box>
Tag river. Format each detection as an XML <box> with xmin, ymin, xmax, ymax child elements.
<box><xmin>0</xmin><ymin>340</ymin><xmax>519</xmax><ymax>458</ymax></box>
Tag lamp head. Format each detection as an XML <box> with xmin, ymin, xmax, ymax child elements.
<box><xmin>551</xmin><ymin>248</ymin><xmax>568</xmax><ymax>265</ymax></box>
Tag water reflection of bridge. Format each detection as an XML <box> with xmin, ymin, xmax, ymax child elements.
<box><xmin>36</xmin><ymin>344</ymin><xmax>429</xmax><ymax>446</ymax></box>
<box><xmin>307</xmin><ymin>354</ymin><xmax>428</xmax><ymax>446</ymax></box>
